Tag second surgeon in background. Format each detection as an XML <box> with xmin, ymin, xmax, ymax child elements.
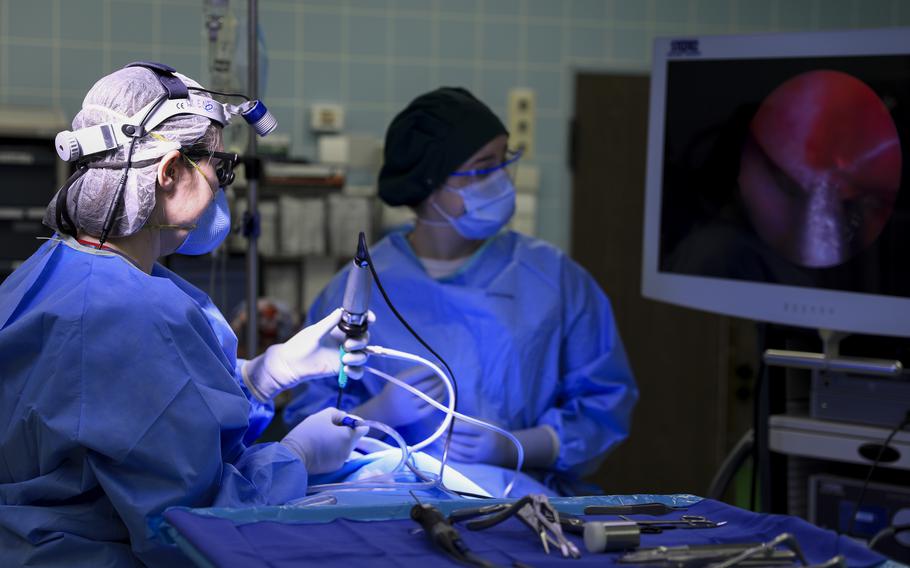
<box><xmin>287</xmin><ymin>87</ymin><xmax>638</xmax><ymax>496</ymax></box>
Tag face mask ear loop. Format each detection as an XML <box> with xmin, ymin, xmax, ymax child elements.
<box><xmin>180</xmin><ymin>153</ymin><xmax>218</xmax><ymax>201</ymax></box>
<box><xmin>55</xmin><ymin>164</ymin><xmax>90</xmax><ymax>238</ymax></box>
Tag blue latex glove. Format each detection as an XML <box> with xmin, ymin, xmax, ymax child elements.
<box><xmin>281</xmin><ymin>408</ymin><xmax>368</xmax><ymax>475</ymax></box>
<box><xmin>242</xmin><ymin>308</ymin><xmax>373</xmax><ymax>401</ymax></box>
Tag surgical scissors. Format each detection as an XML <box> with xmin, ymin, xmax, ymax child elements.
<box><xmin>449</xmin><ymin>495</ymin><xmax>581</xmax><ymax>558</ymax></box>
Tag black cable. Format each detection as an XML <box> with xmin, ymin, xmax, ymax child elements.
<box><xmin>869</xmin><ymin>523</ymin><xmax>910</xmax><ymax>549</ymax></box>
<box><xmin>187</xmin><ymin>86</ymin><xmax>250</xmax><ymax>101</ymax></box>
<box><xmin>750</xmin><ymin>323</ymin><xmax>767</xmax><ymax>512</ymax></box>
<box><xmin>54</xmin><ymin>165</ymin><xmax>89</xmax><ymax>238</ymax></box>
<box><xmin>98</xmin><ymin>93</ymin><xmax>168</xmax><ymax>247</ymax></box>
<box><xmin>846</xmin><ymin>409</ymin><xmax>910</xmax><ymax>537</ymax></box>
<box><xmin>359</xmin><ymin>238</ymin><xmax>461</xmax><ymax>486</ymax></box>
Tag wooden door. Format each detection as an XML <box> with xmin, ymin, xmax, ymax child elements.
<box><xmin>570</xmin><ymin>73</ymin><xmax>731</xmax><ymax>495</ymax></box>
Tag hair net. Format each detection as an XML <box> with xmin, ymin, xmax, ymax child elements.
<box><xmin>378</xmin><ymin>87</ymin><xmax>507</xmax><ymax>207</ymax></box>
<box><xmin>43</xmin><ymin>66</ymin><xmax>216</xmax><ymax>238</ymax></box>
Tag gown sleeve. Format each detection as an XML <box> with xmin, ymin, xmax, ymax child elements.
<box><xmin>75</xmin><ymin>276</ymin><xmax>310</xmax><ymax>565</ymax></box>
<box><xmin>536</xmin><ymin>257</ymin><xmax>639</xmax><ymax>478</ymax></box>
<box><xmin>234</xmin><ymin>357</ymin><xmax>276</xmax><ymax>443</ymax></box>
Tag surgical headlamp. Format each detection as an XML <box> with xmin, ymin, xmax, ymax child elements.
<box><xmin>54</xmin><ymin>61</ymin><xmax>277</xmax><ymax>163</ymax></box>
<box><xmin>51</xmin><ymin>60</ymin><xmax>277</xmax><ymax>246</ymax></box>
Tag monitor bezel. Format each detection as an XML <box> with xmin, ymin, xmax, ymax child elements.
<box><xmin>642</xmin><ymin>27</ymin><xmax>910</xmax><ymax>337</ymax></box>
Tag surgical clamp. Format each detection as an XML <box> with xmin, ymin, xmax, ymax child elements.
<box><xmin>449</xmin><ymin>494</ymin><xmax>582</xmax><ymax>559</ymax></box>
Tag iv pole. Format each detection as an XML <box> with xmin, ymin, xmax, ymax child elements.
<box><xmin>244</xmin><ymin>0</ymin><xmax>260</xmax><ymax>358</ymax></box>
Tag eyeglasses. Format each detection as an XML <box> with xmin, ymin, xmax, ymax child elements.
<box><xmin>181</xmin><ymin>148</ymin><xmax>240</xmax><ymax>187</ymax></box>
<box><xmin>447</xmin><ymin>148</ymin><xmax>523</xmax><ymax>188</ymax></box>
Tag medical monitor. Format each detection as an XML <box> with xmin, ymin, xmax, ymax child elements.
<box><xmin>642</xmin><ymin>28</ymin><xmax>910</xmax><ymax>337</ymax></box>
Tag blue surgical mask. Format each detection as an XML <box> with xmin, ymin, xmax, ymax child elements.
<box><xmin>431</xmin><ymin>169</ymin><xmax>516</xmax><ymax>239</ymax></box>
<box><xmin>177</xmin><ymin>188</ymin><xmax>231</xmax><ymax>255</ymax></box>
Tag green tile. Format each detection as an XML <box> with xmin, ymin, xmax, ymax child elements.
<box><xmin>393</xmin><ymin>16</ymin><xmax>433</xmax><ymax>57</ymax></box>
<box><xmin>348</xmin><ymin>14</ymin><xmax>389</xmax><ymax>56</ymax></box>
<box><xmin>818</xmin><ymin>0</ymin><xmax>854</xmax><ymax>29</ymax></box>
<box><xmin>6</xmin><ymin>44</ymin><xmax>54</xmax><ymax>89</ymax></box>
<box><xmin>110</xmin><ymin>0</ymin><xmax>156</xmax><ymax>45</ymax></box>
<box><xmin>60</xmin><ymin>0</ymin><xmax>105</xmax><ymax>43</ymax></box>
<box><xmin>260</xmin><ymin>6</ymin><xmax>299</xmax><ymax>53</ymax></box>
<box><xmin>60</xmin><ymin>47</ymin><xmax>106</xmax><ymax>95</ymax></box>
<box><xmin>7</xmin><ymin>0</ymin><xmax>54</xmax><ymax>40</ymax></box>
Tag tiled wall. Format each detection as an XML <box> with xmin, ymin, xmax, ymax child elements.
<box><xmin>1</xmin><ymin>0</ymin><xmax>908</xmax><ymax>249</ymax></box>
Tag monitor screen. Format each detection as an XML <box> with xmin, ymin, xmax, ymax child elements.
<box><xmin>642</xmin><ymin>28</ymin><xmax>910</xmax><ymax>337</ymax></box>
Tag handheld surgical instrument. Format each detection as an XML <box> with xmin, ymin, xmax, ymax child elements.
<box><xmin>618</xmin><ymin>532</ymin><xmax>809</xmax><ymax>566</ymax></box>
<box><xmin>338</xmin><ymin>232</ymin><xmax>372</xmax><ymax>338</ymax></box>
<box><xmin>449</xmin><ymin>494</ymin><xmax>581</xmax><ymax>559</ymax></box>
<box><xmin>583</xmin><ymin>521</ymin><xmax>640</xmax><ymax>553</ymax></box>
<box><xmin>335</xmin><ymin>232</ymin><xmax>372</xmax><ymax>407</ymax></box>
<box><xmin>583</xmin><ymin>503</ymin><xmax>688</xmax><ymax>516</ymax></box>
<box><xmin>337</xmin><ymin>415</ymin><xmax>364</xmax><ymax>429</ymax></box>
<box><xmin>615</xmin><ymin>514</ymin><xmax>726</xmax><ymax>533</ymax></box>
<box><xmin>410</xmin><ymin>492</ymin><xmax>501</xmax><ymax>568</ymax></box>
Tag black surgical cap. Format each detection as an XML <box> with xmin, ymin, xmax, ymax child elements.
<box><xmin>378</xmin><ymin>87</ymin><xmax>508</xmax><ymax>207</ymax></box>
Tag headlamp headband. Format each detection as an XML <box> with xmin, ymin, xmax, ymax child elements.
<box><xmin>54</xmin><ymin>60</ymin><xmax>277</xmax><ymax>163</ymax></box>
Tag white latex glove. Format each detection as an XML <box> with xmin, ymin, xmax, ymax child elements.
<box><xmin>242</xmin><ymin>308</ymin><xmax>373</xmax><ymax>401</ymax></box>
<box><xmin>354</xmin><ymin>365</ymin><xmax>446</xmax><ymax>428</ymax></box>
<box><xmin>447</xmin><ymin>420</ymin><xmax>511</xmax><ymax>465</ymax></box>
<box><xmin>281</xmin><ymin>407</ymin><xmax>368</xmax><ymax>474</ymax></box>
<box><xmin>447</xmin><ymin>422</ymin><xmax>559</xmax><ymax>469</ymax></box>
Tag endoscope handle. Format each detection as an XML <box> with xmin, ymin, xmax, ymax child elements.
<box><xmin>412</xmin><ymin>503</ymin><xmax>504</xmax><ymax>568</ymax></box>
<box><xmin>411</xmin><ymin>503</ymin><xmax>461</xmax><ymax>548</ymax></box>
<box><xmin>338</xmin><ymin>232</ymin><xmax>372</xmax><ymax>337</ymax></box>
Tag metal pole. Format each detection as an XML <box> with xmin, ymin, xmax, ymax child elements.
<box><xmin>245</xmin><ymin>0</ymin><xmax>259</xmax><ymax>358</ymax></box>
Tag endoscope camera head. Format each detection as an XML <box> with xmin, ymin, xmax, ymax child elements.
<box><xmin>338</xmin><ymin>232</ymin><xmax>372</xmax><ymax>337</ymax></box>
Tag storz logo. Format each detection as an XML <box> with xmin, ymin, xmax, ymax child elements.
<box><xmin>668</xmin><ymin>39</ymin><xmax>700</xmax><ymax>57</ymax></box>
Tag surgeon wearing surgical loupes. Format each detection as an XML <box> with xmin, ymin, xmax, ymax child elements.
<box><xmin>0</xmin><ymin>63</ymin><xmax>370</xmax><ymax>566</ymax></box>
<box><xmin>287</xmin><ymin>87</ymin><xmax>639</xmax><ymax>497</ymax></box>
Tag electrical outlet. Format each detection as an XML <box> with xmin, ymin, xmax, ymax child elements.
<box><xmin>310</xmin><ymin>103</ymin><xmax>345</xmax><ymax>133</ymax></box>
<box><xmin>508</xmin><ymin>88</ymin><xmax>535</xmax><ymax>159</ymax></box>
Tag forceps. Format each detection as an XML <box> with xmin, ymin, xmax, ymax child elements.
<box><xmin>616</xmin><ymin>515</ymin><xmax>727</xmax><ymax>534</ymax></box>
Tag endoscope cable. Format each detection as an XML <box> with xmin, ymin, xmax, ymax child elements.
<box><xmin>358</xmin><ymin>237</ymin><xmax>465</xmax><ymax>495</ymax></box>
<box><xmin>846</xmin><ymin>409</ymin><xmax>910</xmax><ymax>537</ymax></box>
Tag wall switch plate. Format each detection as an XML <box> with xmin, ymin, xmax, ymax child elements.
<box><xmin>310</xmin><ymin>103</ymin><xmax>345</xmax><ymax>133</ymax></box>
<box><xmin>508</xmin><ymin>87</ymin><xmax>535</xmax><ymax>159</ymax></box>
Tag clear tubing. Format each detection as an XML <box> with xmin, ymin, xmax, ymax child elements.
<box><xmin>306</xmin><ymin>419</ymin><xmax>413</xmax><ymax>493</ymax></box>
<box><xmin>307</xmin><ymin>476</ymin><xmax>438</xmax><ymax>493</ymax></box>
<box><xmin>364</xmin><ymin>346</ymin><xmax>456</xmax><ymax>453</ymax></box>
<box><xmin>366</xmin><ymin>346</ymin><xmax>457</xmax><ymax>492</ymax></box>
<box><xmin>361</xmin><ymin>419</ymin><xmax>410</xmax><ymax>477</ymax></box>
<box><xmin>364</xmin><ymin>359</ymin><xmax>524</xmax><ymax>497</ymax></box>
<box><xmin>286</xmin><ymin>493</ymin><xmax>337</xmax><ymax>507</ymax></box>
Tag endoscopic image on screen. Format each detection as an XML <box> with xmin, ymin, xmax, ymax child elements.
<box><xmin>658</xmin><ymin>55</ymin><xmax>910</xmax><ymax>299</ymax></box>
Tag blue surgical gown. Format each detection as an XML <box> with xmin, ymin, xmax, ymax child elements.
<box><xmin>0</xmin><ymin>237</ymin><xmax>309</xmax><ymax>566</ymax></box>
<box><xmin>286</xmin><ymin>228</ymin><xmax>638</xmax><ymax>496</ymax></box>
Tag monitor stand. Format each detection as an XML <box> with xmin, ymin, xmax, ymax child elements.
<box><xmin>764</xmin><ymin>329</ymin><xmax>903</xmax><ymax>378</ymax></box>
<box><xmin>764</xmin><ymin>328</ymin><xmax>907</xmax><ymax>427</ymax></box>
<box><xmin>754</xmin><ymin>329</ymin><xmax>908</xmax><ymax>513</ymax></box>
